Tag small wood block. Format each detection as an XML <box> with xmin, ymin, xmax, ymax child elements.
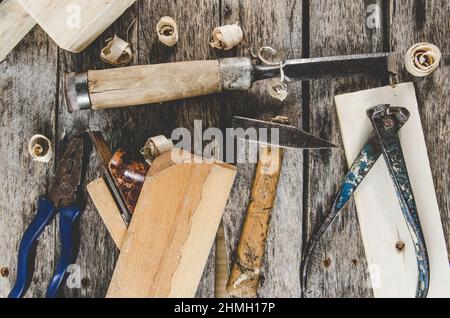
<box><xmin>107</xmin><ymin>151</ymin><xmax>237</xmax><ymax>298</ymax></box>
<box><xmin>17</xmin><ymin>0</ymin><xmax>136</xmax><ymax>52</ymax></box>
<box><xmin>335</xmin><ymin>82</ymin><xmax>450</xmax><ymax>298</ymax></box>
<box><xmin>87</xmin><ymin>178</ymin><xmax>127</xmax><ymax>249</ymax></box>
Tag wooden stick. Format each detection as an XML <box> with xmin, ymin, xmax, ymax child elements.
<box><xmin>87</xmin><ymin>60</ymin><xmax>222</xmax><ymax>110</ymax></box>
<box><xmin>226</xmin><ymin>146</ymin><xmax>284</xmax><ymax>298</ymax></box>
<box><xmin>87</xmin><ymin>178</ymin><xmax>127</xmax><ymax>249</ymax></box>
<box><xmin>0</xmin><ymin>0</ymin><xmax>36</xmax><ymax>62</ymax></box>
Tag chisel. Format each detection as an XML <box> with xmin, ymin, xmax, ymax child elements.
<box><xmin>64</xmin><ymin>53</ymin><xmax>396</xmax><ymax>112</ymax></box>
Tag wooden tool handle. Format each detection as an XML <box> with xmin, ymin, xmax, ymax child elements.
<box><xmin>0</xmin><ymin>0</ymin><xmax>36</xmax><ymax>62</ymax></box>
<box><xmin>226</xmin><ymin>146</ymin><xmax>284</xmax><ymax>298</ymax></box>
<box><xmin>88</xmin><ymin>60</ymin><xmax>223</xmax><ymax>110</ymax></box>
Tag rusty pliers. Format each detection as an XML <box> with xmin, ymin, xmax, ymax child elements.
<box><xmin>8</xmin><ymin>135</ymin><xmax>89</xmax><ymax>298</ymax></box>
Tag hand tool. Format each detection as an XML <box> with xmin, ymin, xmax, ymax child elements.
<box><xmin>64</xmin><ymin>52</ymin><xmax>397</xmax><ymax>112</ymax></box>
<box><xmin>8</xmin><ymin>134</ymin><xmax>90</xmax><ymax>298</ymax></box>
<box><xmin>226</xmin><ymin>116</ymin><xmax>336</xmax><ymax>298</ymax></box>
<box><xmin>0</xmin><ymin>0</ymin><xmax>136</xmax><ymax>62</ymax></box>
<box><xmin>300</xmin><ymin>104</ymin><xmax>429</xmax><ymax>298</ymax></box>
<box><xmin>89</xmin><ymin>131</ymin><xmax>148</xmax><ymax>226</ymax></box>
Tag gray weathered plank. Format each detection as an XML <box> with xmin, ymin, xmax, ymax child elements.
<box><xmin>221</xmin><ymin>0</ymin><xmax>304</xmax><ymax>298</ymax></box>
<box><xmin>389</xmin><ymin>0</ymin><xmax>450</xmax><ymax>260</ymax></box>
<box><xmin>303</xmin><ymin>0</ymin><xmax>385</xmax><ymax>298</ymax></box>
<box><xmin>138</xmin><ymin>0</ymin><xmax>221</xmax><ymax>298</ymax></box>
<box><xmin>57</xmin><ymin>4</ymin><xmax>141</xmax><ymax>298</ymax></box>
<box><xmin>0</xmin><ymin>26</ymin><xmax>58</xmax><ymax>297</ymax></box>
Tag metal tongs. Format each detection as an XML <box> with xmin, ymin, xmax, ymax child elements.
<box><xmin>301</xmin><ymin>104</ymin><xmax>429</xmax><ymax>298</ymax></box>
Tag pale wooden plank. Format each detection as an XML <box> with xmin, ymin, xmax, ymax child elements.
<box><xmin>0</xmin><ymin>26</ymin><xmax>58</xmax><ymax>297</ymax></box>
<box><xmin>0</xmin><ymin>0</ymin><xmax>36</xmax><ymax>62</ymax></box>
<box><xmin>87</xmin><ymin>179</ymin><xmax>127</xmax><ymax>249</ymax></box>
<box><xmin>18</xmin><ymin>0</ymin><xmax>136</xmax><ymax>52</ymax></box>
<box><xmin>304</xmin><ymin>0</ymin><xmax>385</xmax><ymax>297</ymax></box>
<box><xmin>389</xmin><ymin>0</ymin><xmax>450</xmax><ymax>260</ymax></box>
<box><xmin>221</xmin><ymin>0</ymin><xmax>304</xmax><ymax>298</ymax></box>
<box><xmin>107</xmin><ymin>155</ymin><xmax>236</xmax><ymax>298</ymax></box>
<box><xmin>335</xmin><ymin>83</ymin><xmax>450</xmax><ymax>298</ymax></box>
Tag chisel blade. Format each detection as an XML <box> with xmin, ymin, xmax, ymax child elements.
<box><xmin>254</xmin><ymin>53</ymin><xmax>397</xmax><ymax>81</ymax></box>
<box><xmin>232</xmin><ymin>116</ymin><xmax>337</xmax><ymax>150</ymax></box>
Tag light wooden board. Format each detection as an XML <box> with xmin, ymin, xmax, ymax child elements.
<box><xmin>18</xmin><ymin>0</ymin><xmax>136</xmax><ymax>52</ymax></box>
<box><xmin>86</xmin><ymin>179</ymin><xmax>127</xmax><ymax>249</ymax></box>
<box><xmin>335</xmin><ymin>82</ymin><xmax>450</xmax><ymax>298</ymax></box>
<box><xmin>0</xmin><ymin>0</ymin><xmax>36</xmax><ymax>62</ymax></box>
<box><xmin>107</xmin><ymin>153</ymin><xmax>236</xmax><ymax>298</ymax></box>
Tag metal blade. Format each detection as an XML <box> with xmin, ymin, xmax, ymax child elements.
<box><xmin>253</xmin><ymin>53</ymin><xmax>397</xmax><ymax>81</ymax></box>
<box><xmin>89</xmin><ymin>131</ymin><xmax>131</xmax><ymax>225</ymax></box>
<box><xmin>232</xmin><ymin>116</ymin><xmax>336</xmax><ymax>150</ymax></box>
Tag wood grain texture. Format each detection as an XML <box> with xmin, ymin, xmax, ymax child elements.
<box><xmin>389</xmin><ymin>0</ymin><xmax>450</xmax><ymax>262</ymax></box>
<box><xmin>87</xmin><ymin>178</ymin><xmax>127</xmax><ymax>249</ymax></box>
<box><xmin>18</xmin><ymin>0</ymin><xmax>136</xmax><ymax>52</ymax></box>
<box><xmin>88</xmin><ymin>60</ymin><xmax>222</xmax><ymax>110</ymax></box>
<box><xmin>0</xmin><ymin>26</ymin><xmax>58</xmax><ymax>298</ymax></box>
<box><xmin>107</xmin><ymin>153</ymin><xmax>236</xmax><ymax>298</ymax></box>
<box><xmin>221</xmin><ymin>0</ymin><xmax>304</xmax><ymax>298</ymax></box>
<box><xmin>227</xmin><ymin>147</ymin><xmax>284</xmax><ymax>298</ymax></box>
<box><xmin>303</xmin><ymin>0</ymin><xmax>385</xmax><ymax>298</ymax></box>
<box><xmin>138</xmin><ymin>0</ymin><xmax>222</xmax><ymax>299</ymax></box>
<box><xmin>0</xmin><ymin>0</ymin><xmax>36</xmax><ymax>62</ymax></box>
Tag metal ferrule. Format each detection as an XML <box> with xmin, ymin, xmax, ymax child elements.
<box><xmin>64</xmin><ymin>72</ymin><xmax>92</xmax><ymax>113</ymax></box>
<box><xmin>218</xmin><ymin>57</ymin><xmax>254</xmax><ymax>91</ymax></box>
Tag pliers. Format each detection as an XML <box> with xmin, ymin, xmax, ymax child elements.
<box><xmin>8</xmin><ymin>135</ymin><xmax>89</xmax><ymax>298</ymax></box>
<box><xmin>300</xmin><ymin>104</ymin><xmax>429</xmax><ymax>298</ymax></box>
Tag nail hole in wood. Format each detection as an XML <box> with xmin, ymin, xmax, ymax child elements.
<box><xmin>396</xmin><ymin>241</ymin><xmax>406</xmax><ymax>252</ymax></box>
<box><xmin>81</xmin><ymin>277</ymin><xmax>90</xmax><ymax>288</ymax></box>
<box><xmin>1</xmin><ymin>267</ymin><xmax>9</xmax><ymax>277</ymax></box>
<box><xmin>323</xmin><ymin>257</ymin><xmax>332</xmax><ymax>268</ymax></box>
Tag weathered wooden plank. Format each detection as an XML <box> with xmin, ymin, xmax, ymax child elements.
<box><xmin>304</xmin><ymin>0</ymin><xmax>385</xmax><ymax>297</ymax></box>
<box><xmin>221</xmin><ymin>0</ymin><xmax>304</xmax><ymax>298</ymax></box>
<box><xmin>0</xmin><ymin>27</ymin><xmax>58</xmax><ymax>297</ymax></box>
<box><xmin>57</xmin><ymin>4</ymin><xmax>140</xmax><ymax>298</ymax></box>
<box><xmin>389</xmin><ymin>0</ymin><xmax>450</xmax><ymax>261</ymax></box>
<box><xmin>137</xmin><ymin>0</ymin><xmax>222</xmax><ymax>298</ymax></box>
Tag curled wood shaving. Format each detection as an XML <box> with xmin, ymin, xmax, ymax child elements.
<box><xmin>28</xmin><ymin>135</ymin><xmax>52</xmax><ymax>163</ymax></box>
<box><xmin>405</xmin><ymin>42</ymin><xmax>442</xmax><ymax>77</ymax></box>
<box><xmin>157</xmin><ymin>16</ymin><xmax>179</xmax><ymax>47</ymax></box>
<box><xmin>210</xmin><ymin>23</ymin><xmax>243</xmax><ymax>50</ymax></box>
<box><xmin>255</xmin><ymin>47</ymin><xmax>289</xmax><ymax>101</ymax></box>
<box><xmin>101</xmin><ymin>35</ymin><xmax>133</xmax><ymax>66</ymax></box>
<box><xmin>140</xmin><ymin>135</ymin><xmax>174</xmax><ymax>165</ymax></box>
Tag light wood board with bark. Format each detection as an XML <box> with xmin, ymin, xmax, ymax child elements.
<box><xmin>0</xmin><ymin>0</ymin><xmax>448</xmax><ymax>298</ymax></box>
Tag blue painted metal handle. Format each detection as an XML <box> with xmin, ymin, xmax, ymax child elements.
<box><xmin>8</xmin><ymin>197</ymin><xmax>56</xmax><ymax>298</ymax></box>
<box><xmin>46</xmin><ymin>205</ymin><xmax>82</xmax><ymax>298</ymax></box>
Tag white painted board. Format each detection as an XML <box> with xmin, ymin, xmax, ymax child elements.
<box><xmin>335</xmin><ymin>82</ymin><xmax>450</xmax><ymax>298</ymax></box>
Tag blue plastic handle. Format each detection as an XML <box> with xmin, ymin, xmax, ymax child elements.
<box><xmin>46</xmin><ymin>205</ymin><xmax>81</xmax><ymax>298</ymax></box>
<box><xmin>8</xmin><ymin>197</ymin><xmax>56</xmax><ymax>298</ymax></box>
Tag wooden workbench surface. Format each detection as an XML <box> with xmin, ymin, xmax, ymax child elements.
<box><xmin>0</xmin><ymin>0</ymin><xmax>448</xmax><ymax>298</ymax></box>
